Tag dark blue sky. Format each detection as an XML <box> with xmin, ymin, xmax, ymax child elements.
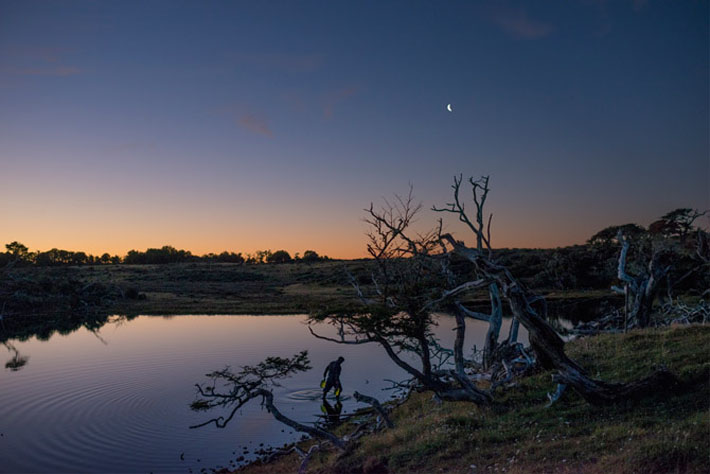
<box><xmin>1</xmin><ymin>1</ymin><xmax>707</xmax><ymax>257</ymax></box>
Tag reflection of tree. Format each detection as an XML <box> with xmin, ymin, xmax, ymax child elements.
<box><xmin>3</xmin><ymin>342</ymin><xmax>29</xmax><ymax>371</ymax></box>
<box><xmin>190</xmin><ymin>354</ymin><xmax>395</xmax><ymax>472</ymax></box>
<box><xmin>190</xmin><ymin>351</ymin><xmax>345</xmax><ymax>449</ymax></box>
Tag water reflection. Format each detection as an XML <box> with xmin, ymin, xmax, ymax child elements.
<box><xmin>0</xmin><ymin>313</ymin><xmax>530</xmax><ymax>473</ymax></box>
<box><xmin>3</xmin><ymin>342</ymin><xmax>29</xmax><ymax>371</ymax></box>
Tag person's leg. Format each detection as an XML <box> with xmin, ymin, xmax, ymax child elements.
<box><xmin>323</xmin><ymin>379</ymin><xmax>334</xmax><ymax>398</ymax></box>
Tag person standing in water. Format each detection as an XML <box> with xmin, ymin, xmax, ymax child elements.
<box><xmin>321</xmin><ymin>356</ymin><xmax>344</xmax><ymax>399</ymax></box>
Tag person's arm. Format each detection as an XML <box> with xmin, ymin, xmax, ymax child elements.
<box><xmin>323</xmin><ymin>364</ymin><xmax>330</xmax><ymax>378</ymax></box>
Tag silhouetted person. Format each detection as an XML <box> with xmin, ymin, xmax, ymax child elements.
<box><xmin>321</xmin><ymin>356</ymin><xmax>344</xmax><ymax>399</ymax></box>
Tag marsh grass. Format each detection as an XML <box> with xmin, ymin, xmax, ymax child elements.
<box><xmin>10</xmin><ymin>261</ymin><xmax>368</xmax><ymax>315</ymax></box>
<box><xmin>9</xmin><ymin>262</ymin><xmax>619</xmax><ymax>317</ymax></box>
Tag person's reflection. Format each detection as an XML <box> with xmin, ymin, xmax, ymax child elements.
<box><xmin>320</xmin><ymin>398</ymin><xmax>343</xmax><ymax>426</ymax></box>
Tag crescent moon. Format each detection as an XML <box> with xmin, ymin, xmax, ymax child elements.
<box><xmin>446</xmin><ymin>104</ymin><xmax>453</xmax><ymax>112</ymax></box>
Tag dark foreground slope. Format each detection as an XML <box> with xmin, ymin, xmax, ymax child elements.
<box><xmin>239</xmin><ymin>325</ymin><xmax>709</xmax><ymax>474</ymax></box>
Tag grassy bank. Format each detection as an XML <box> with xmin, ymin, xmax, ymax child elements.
<box><xmin>239</xmin><ymin>325</ymin><xmax>709</xmax><ymax>473</ymax></box>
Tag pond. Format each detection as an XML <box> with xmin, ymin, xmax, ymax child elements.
<box><xmin>0</xmin><ymin>314</ymin><xmax>527</xmax><ymax>473</ymax></box>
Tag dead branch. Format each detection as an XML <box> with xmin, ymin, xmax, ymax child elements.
<box><xmin>353</xmin><ymin>391</ymin><xmax>394</xmax><ymax>428</ymax></box>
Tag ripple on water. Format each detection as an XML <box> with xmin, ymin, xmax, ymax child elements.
<box><xmin>284</xmin><ymin>387</ymin><xmax>351</xmax><ymax>402</ymax></box>
<box><xmin>0</xmin><ymin>357</ymin><xmax>196</xmax><ymax>472</ymax></box>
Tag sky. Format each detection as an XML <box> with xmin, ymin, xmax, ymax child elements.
<box><xmin>1</xmin><ymin>0</ymin><xmax>708</xmax><ymax>258</ymax></box>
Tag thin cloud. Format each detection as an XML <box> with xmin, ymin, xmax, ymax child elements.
<box><xmin>210</xmin><ymin>103</ymin><xmax>275</xmax><ymax>137</ymax></box>
<box><xmin>1</xmin><ymin>45</ymin><xmax>82</xmax><ymax>76</ymax></box>
<box><xmin>238</xmin><ymin>113</ymin><xmax>273</xmax><ymax>137</ymax></box>
<box><xmin>323</xmin><ymin>87</ymin><xmax>358</xmax><ymax>118</ymax></box>
<box><xmin>230</xmin><ymin>53</ymin><xmax>324</xmax><ymax>73</ymax></box>
<box><xmin>492</xmin><ymin>7</ymin><xmax>553</xmax><ymax>39</ymax></box>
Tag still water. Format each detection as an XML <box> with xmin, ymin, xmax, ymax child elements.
<box><xmin>0</xmin><ymin>314</ymin><xmax>525</xmax><ymax>473</ymax></box>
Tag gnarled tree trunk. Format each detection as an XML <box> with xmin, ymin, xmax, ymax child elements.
<box><xmin>442</xmin><ymin>234</ymin><xmax>683</xmax><ymax>405</ymax></box>
<box><xmin>615</xmin><ymin>232</ymin><xmax>670</xmax><ymax>328</ymax></box>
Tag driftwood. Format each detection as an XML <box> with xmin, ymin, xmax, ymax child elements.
<box><xmin>353</xmin><ymin>391</ymin><xmax>394</xmax><ymax>428</ymax></box>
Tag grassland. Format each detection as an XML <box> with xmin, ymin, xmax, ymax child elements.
<box><xmin>6</xmin><ymin>260</ymin><xmax>369</xmax><ymax>315</ymax></box>
<box><xmin>6</xmin><ymin>261</ymin><xmax>620</xmax><ymax>317</ymax></box>
<box><xmin>239</xmin><ymin>325</ymin><xmax>709</xmax><ymax>474</ymax></box>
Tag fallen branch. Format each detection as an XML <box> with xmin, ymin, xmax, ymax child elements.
<box><xmin>353</xmin><ymin>391</ymin><xmax>394</xmax><ymax>428</ymax></box>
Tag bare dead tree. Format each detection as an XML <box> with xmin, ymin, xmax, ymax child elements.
<box><xmin>189</xmin><ymin>351</ymin><xmax>345</xmax><ymax>449</ymax></box>
<box><xmin>310</xmin><ymin>189</ymin><xmax>492</xmax><ymax>404</ymax></box>
<box><xmin>440</xmin><ymin>233</ymin><xmax>686</xmax><ymax>404</ymax></box>
<box><xmin>613</xmin><ymin>230</ymin><xmax>672</xmax><ymax>328</ymax></box>
<box><xmin>433</xmin><ymin>175</ymin><xmax>516</xmax><ymax>369</ymax></box>
<box><xmin>436</xmin><ymin>175</ymin><xmax>687</xmax><ymax>405</ymax></box>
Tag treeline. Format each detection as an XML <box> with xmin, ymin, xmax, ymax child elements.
<box><xmin>0</xmin><ymin>243</ymin><xmax>329</xmax><ymax>267</ymax></box>
<box><xmin>1</xmin><ymin>208</ymin><xmax>705</xmax><ymax>292</ymax></box>
<box><xmin>494</xmin><ymin>208</ymin><xmax>709</xmax><ymax>293</ymax></box>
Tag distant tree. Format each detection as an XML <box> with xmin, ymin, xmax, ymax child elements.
<box><xmin>267</xmin><ymin>250</ymin><xmax>292</xmax><ymax>264</ymax></box>
<box><xmin>5</xmin><ymin>242</ymin><xmax>29</xmax><ymax>261</ymax></box>
<box><xmin>100</xmin><ymin>253</ymin><xmax>111</xmax><ymax>264</ymax></box>
<box><xmin>124</xmin><ymin>250</ymin><xmax>144</xmax><ymax>264</ymax></box>
<box><xmin>587</xmin><ymin>224</ymin><xmax>646</xmax><ymax>247</ymax></box>
<box><xmin>59</xmin><ymin>250</ymin><xmax>73</xmax><ymax>264</ymax></box>
<box><xmin>216</xmin><ymin>251</ymin><xmax>245</xmax><ymax>264</ymax></box>
<box><xmin>110</xmin><ymin>255</ymin><xmax>122</xmax><ymax>264</ymax></box>
<box><xmin>301</xmin><ymin>250</ymin><xmax>320</xmax><ymax>263</ymax></box>
<box><xmin>253</xmin><ymin>249</ymin><xmax>273</xmax><ymax>264</ymax></box>
<box><xmin>124</xmin><ymin>246</ymin><xmax>193</xmax><ymax>264</ymax></box>
<box><xmin>35</xmin><ymin>250</ymin><xmax>53</xmax><ymax>266</ymax></box>
<box><xmin>650</xmin><ymin>208</ymin><xmax>708</xmax><ymax>242</ymax></box>
<box><xmin>71</xmin><ymin>252</ymin><xmax>89</xmax><ymax>265</ymax></box>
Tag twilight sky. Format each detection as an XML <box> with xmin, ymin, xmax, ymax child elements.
<box><xmin>1</xmin><ymin>0</ymin><xmax>708</xmax><ymax>258</ymax></box>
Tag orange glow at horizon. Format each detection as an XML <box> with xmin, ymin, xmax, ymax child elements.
<box><xmin>0</xmin><ymin>209</ymin><xmax>637</xmax><ymax>260</ymax></box>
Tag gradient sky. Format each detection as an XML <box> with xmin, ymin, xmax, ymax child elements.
<box><xmin>1</xmin><ymin>0</ymin><xmax>708</xmax><ymax>258</ymax></box>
